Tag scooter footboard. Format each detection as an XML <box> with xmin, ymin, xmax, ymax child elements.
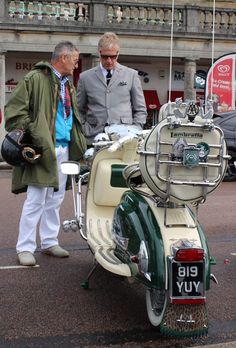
<box><xmin>87</xmin><ymin>216</ymin><xmax>132</xmax><ymax>277</ymax></box>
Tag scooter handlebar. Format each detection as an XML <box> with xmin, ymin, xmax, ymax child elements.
<box><xmin>91</xmin><ymin>127</ymin><xmax>150</xmax><ymax>152</ymax></box>
<box><xmin>92</xmin><ymin>140</ymin><xmax>114</xmax><ymax>147</ymax></box>
<box><xmin>108</xmin><ymin>134</ymin><xmax>138</xmax><ymax>152</ymax></box>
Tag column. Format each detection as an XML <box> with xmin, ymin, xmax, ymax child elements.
<box><xmin>0</xmin><ymin>0</ymin><xmax>7</xmax><ymax>18</ymax></box>
<box><xmin>91</xmin><ymin>55</ymin><xmax>100</xmax><ymax>68</ymax></box>
<box><xmin>184</xmin><ymin>58</ymin><xmax>196</xmax><ymax>101</ymax></box>
<box><xmin>0</xmin><ymin>52</ymin><xmax>6</xmax><ymax>156</ymax></box>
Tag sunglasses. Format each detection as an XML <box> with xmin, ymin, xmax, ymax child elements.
<box><xmin>100</xmin><ymin>54</ymin><xmax>118</xmax><ymax>60</ymax></box>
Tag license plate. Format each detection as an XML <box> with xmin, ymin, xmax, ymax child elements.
<box><xmin>171</xmin><ymin>261</ymin><xmax>205</xmax><ymax>299</ymax></box>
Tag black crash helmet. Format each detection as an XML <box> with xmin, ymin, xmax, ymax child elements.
<box><xmin>1</xmin><ymin>129</ymin><xmax>42</xmax><ymax>166</ymax></box>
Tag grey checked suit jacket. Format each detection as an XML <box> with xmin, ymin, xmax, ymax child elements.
<box><xmin>76</xmin><ymin>63</ymin><xmax>147</xmax><ymax>144</ymax></box>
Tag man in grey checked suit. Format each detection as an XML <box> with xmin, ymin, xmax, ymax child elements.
<box><xmin>76</xmin><ymin>32</ymin><xmax>147</xmax><ymax>145</ymax></box>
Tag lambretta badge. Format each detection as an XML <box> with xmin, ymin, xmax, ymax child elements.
<box><xmin>171</xmin><ymin>132</ymin><xmax>203</xmax><ymax>138</ymax></box>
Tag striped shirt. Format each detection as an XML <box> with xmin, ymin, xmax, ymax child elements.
<box><xmin>51</xmin><ymin>66</ymin><xmax>69</xmax><ymax>119</ymax></box>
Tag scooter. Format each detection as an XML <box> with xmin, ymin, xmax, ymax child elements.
<box><xmin>61</xmin><ymin>100</ymin><xmax>229</xmax><ymax>337</ymax></box>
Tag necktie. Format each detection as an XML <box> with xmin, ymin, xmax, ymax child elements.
<box><xmin>64</xmin><ymin>84</ymin><xmax>71</xmax><ymax>118</ymax></box>
<box><xmin>59</xmin><ymin>75</ymin><xmax>71</xmax><ymax>119</ymax></box>
<box><xmin>106</xmin><ymin>69</ymin><xmax>112</xmax><ymax>85</ymax></box>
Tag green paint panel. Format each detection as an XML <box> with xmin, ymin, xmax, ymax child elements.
<box><xmin>113</xmin><ymin>191</ymin><xmax>165</xmax><ymax>289</ymax></box>
<box><xmin>110</xmin><ymin>164</ymin><xmax>128</xmax><ymax>187</ymax></box>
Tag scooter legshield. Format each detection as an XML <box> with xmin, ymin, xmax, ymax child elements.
<box><xmin>112</xmin><ymin>190</ymin><xmax>166</xmax><ymax>289</ymax></box>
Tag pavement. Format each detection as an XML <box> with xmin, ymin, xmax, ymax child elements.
<box><xmin>191</xmin><ymin>343</ymin><xmax>236</xmax><ymax>348</ymax></box>
<box><xmin>0</xmin><ymin>167</ymin><xmax>235</xmax><ymax>348</ymax></box>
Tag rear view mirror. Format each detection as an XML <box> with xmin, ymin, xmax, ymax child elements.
<box><xmin>61</xmin><ymin>161</ymin><xmax>80</xmax><ymax>175</ymax></box>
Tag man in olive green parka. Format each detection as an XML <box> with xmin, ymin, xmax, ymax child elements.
<box><xmin>4</xmin><ymin>41</ymin><xmax>87</xmax><ymax>266</ymax></box>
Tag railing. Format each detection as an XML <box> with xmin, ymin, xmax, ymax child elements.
<box><xmin>7</xmin><ymin>1</ymin><xmax>89</xmax><ymax>22</ymax></box>
<box><xmin>1</xmin><ymin>1</ymin><xmax>236</xmax><ymax>36</ymax></box>
<box><xmin>107</xmin><ymin>5</ymin><xmax>183</xmax><ymax>27</ymax></box>
<box><xmin>199</xmin><ymin>8</ymin><xmax>236</xmax><ymax>32</ymax></box>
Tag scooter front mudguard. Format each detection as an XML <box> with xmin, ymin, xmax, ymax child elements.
<box><xmin>113</xmin><ymin>191</ymin><xmax>166</xmax><ymax>290</ymax></box>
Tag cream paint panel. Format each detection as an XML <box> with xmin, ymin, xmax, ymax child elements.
<box><xmin>84</xmin><ymin>137</ymin><xmax>203</xmax><ymax>279</ymax></box>
<box><xmin>145</xmin><ymin>201</ymin><xmax>202</xmax><ymax>256</ymax></box>
<box><xmin>85</xmin><ymin>140</ymin><xmax>139</xmax><ymax>277</ymax></box>
<box><xmin>144</xmin><ymin>197</ymin><xmax>202</xmax><ymax>287</ymax></box>
<box><xmin>93</xmin><ymin>159</ymin><xmax>127</xmax><ymax>206</ymax></box>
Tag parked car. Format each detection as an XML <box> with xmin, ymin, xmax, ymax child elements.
<box><xmin>213</xmin><ymin>111</ymin><xmax>236</xmax><ymax>181</ymax></box>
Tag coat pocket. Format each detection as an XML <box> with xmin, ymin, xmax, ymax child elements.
<box><xmin>120</xmin><ymin>116</ymin><xmax>133</xmax><ymax>125</ymax></box>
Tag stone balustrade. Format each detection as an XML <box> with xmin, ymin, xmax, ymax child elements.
<box><xmin>0</xmin><ymin>1</ymin><xmax>235</xmax><ymax>37</ymax></box>
<box><xmin>106</xmin><ymin>5</ymin><xmax>183</xmax><ymax>27</ymax></box>
<box><xmin>199</xmin><ymin>8</ymin><xmax>236</xmax><ymax>32</ymax></box>
<box><xmin>7</xmin><ymin>1</ymin><xmax>89</xmax><ymax>21</ymax></box>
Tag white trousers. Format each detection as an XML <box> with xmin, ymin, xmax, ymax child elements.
<box><xmin>16</xmin><ymin>146</ymin><xmax>69</xmax><ymax>254</ymax></box>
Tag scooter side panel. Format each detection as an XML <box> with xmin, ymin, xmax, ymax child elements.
<box><xmin>144</xmin><ymin>200</ymin><xmax>212</xmax><ymax>292</ymax></box>
<box><xmin>187</xmin><ymin>208</ymin><xmax>212</xmax><ymax>290</ymax></box>
<box><xmin>196</xmin><ymin>222</ymin><xmax>211</xmax><ymax>290</ymax></box>
<box><xmin>113</xmin><ymin>191</ymin><xmax>166</xmax><ymax>289</ymax></box>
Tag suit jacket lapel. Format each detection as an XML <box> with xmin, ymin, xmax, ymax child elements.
<box><xmin>94</xmin><ymin>66</ymin><xmax>107</xmax><ymax>86</ymax></box>
<box><xmin>108</xmin><ymin>64</ymin><xmax>122</xmax><ymax>87</ymax></box>
<box><xmin>93</xmin><ymin>64</ymin><xmax>123</xmax><ymax>87</ymax></box>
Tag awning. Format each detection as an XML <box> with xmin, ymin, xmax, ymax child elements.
<box><xmin>143</xmin><ymin>90</ymin><xmax>161</xmax><ymax>110</ymax></box>
<box><xmin>196</xmin><ymin>91</ymin><xmax>205</xmax><ymax>99</ymax></box>
<box><xmin>167</xmin><ymin>90</ymin><xmax>184</xmax><ymax>101</ymax></box>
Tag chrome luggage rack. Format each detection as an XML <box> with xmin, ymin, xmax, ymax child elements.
<box><xmin>122</xmin><ymin>100</ymin><xmax>230</xmax><ymax>227</ymax></box>
<box><xmin>139</xmin><ymin>100</ymin><xmax>229</xmax><ymax>191</ymax></box>
<box><xmin>124</xmin><ymin>100</ymin><xmax>230</xmax><ymax>209</ymax></box>
<box><xmin>154</xmin><ymin>121</ymin><xmax>225</xmax><ymax>187</ymax></box>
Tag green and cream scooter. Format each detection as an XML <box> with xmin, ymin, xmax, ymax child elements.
<box><xmin>61</xmin><ymin>100</ymin><xmax>229</xmax><ymax>337</ymax></box>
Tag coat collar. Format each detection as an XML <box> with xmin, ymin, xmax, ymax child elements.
<box><xmin>94</xmin><ymin>63</ymin><xmax>123</xmax><ymax>87</ymax></box>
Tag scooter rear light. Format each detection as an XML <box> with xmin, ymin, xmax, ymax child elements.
<box><xmin>175</xmin><ymin>248</ymin><xmax>204</xmax><ymax>261</ymax></box>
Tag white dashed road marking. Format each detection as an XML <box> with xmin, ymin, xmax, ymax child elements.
<box><xmin>0</xmin><ymin>265</ymin><xmax>40</xmax><ymax>269</ymax></box>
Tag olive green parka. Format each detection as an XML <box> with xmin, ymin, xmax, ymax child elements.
<box><xmin>4</xmin><ymin>61</ymin><xmax>87</xmax><ymax>194</ymax></box>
